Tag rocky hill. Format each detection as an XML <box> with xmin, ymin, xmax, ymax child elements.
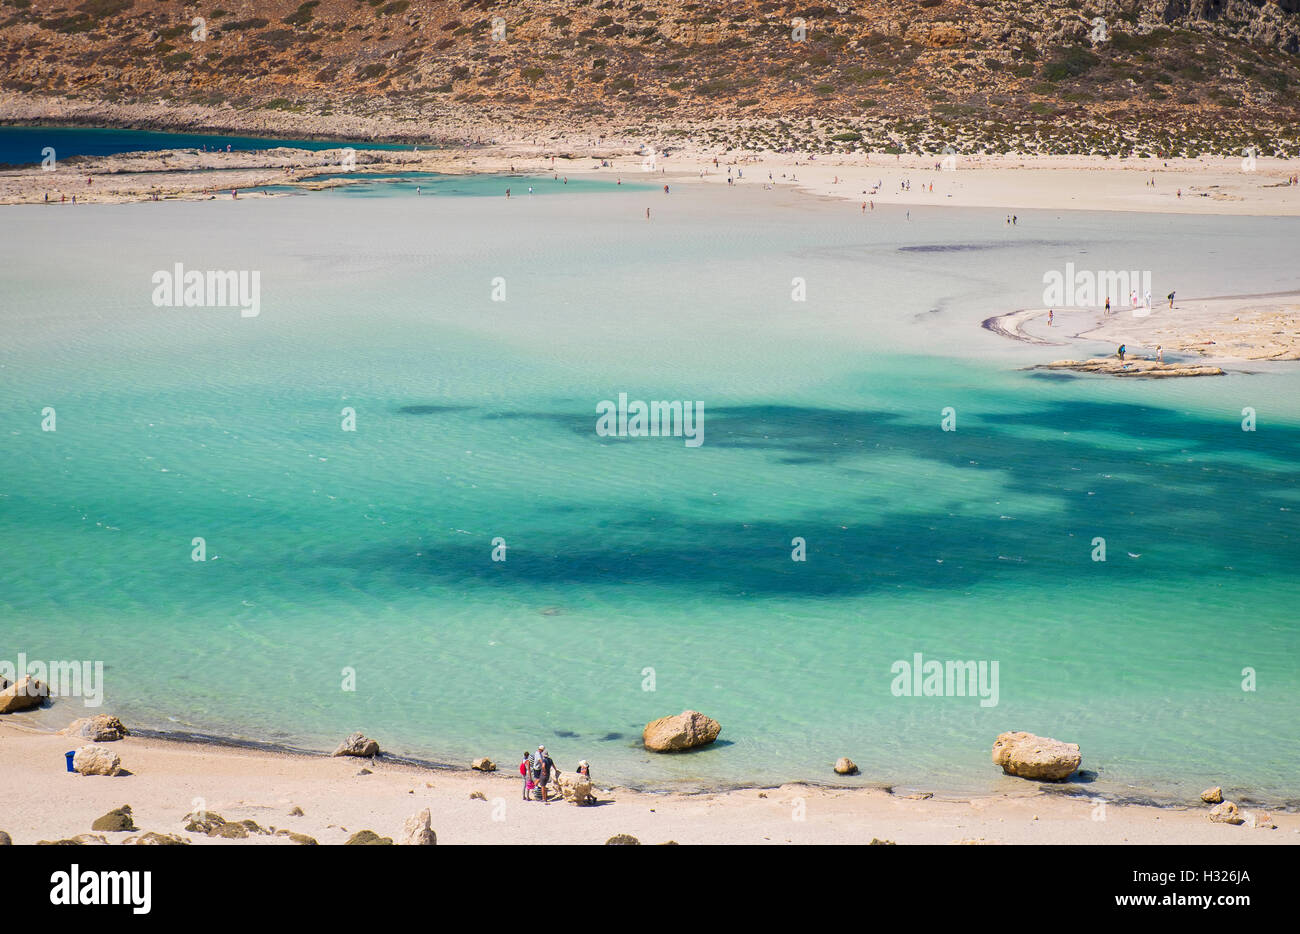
<box><xmin>4</xmin><ymin>0</ymin><xmax>1300</xmax><ymax>155</ymax></box>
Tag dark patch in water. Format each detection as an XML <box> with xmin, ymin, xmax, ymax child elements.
<box><xmin>553</xmin><ymin>729</ymin><xmax>579</xmax><ymax>738</ymax></box>
<box><xmin>598</xmin><ymin>733</ymin><xmax>624</xmax><ymax>742</ymax></box>
<box><xmin>1026</xmin><ymin>371</ymin><xmax>1078</xmax><ymax>381</ymax></box>
<box><xmin>397</xmin><ymin>404</ymin><xmax>474</xmax><ymax>415</ymax></box>
<box><xmin>899</xmin><ymin>239</ymin><xmax>1067</xmax><ymax>254</ymax></box>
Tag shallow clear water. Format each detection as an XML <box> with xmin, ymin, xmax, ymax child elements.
<box><xmin>2</xmin><ymin>174</ymin><xmax>1298</xmax><ymax>804</ymax></box>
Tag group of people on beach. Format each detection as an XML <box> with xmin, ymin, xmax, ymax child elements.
<box><xmin>519</xmin><ymin>745</ymin><xmax>595</xmax><ymax>805</ymax></box>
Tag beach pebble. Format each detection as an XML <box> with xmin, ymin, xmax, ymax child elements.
<box><xmin>289</xmin><ymin>806</ymin><xmax>304</xmax><ymax>816</ymax></box>
<box><xmin>37</xmin><ymin>834</ymin><xmax>108</xmax><ymax>845</ymax></box>
<box><xmin>469</xmin><ymin>791</ymin><xmax>486</xmax><ymax>801</ymax></box>
<box><xmin>0</xmin><ymin>831</ymin><xmax>10</xmax><ymax>845</ymax></box>
<box><xmin>605</xmin><ymin>834</ymin><xmax>641</xmax><ymax>845</ymax></box>
<box><xmin>991</xmin><ymin>731</ymin><xmax>1081</xmax><ymax>781</ymax></box>
<box><xmin>1200</xmin><ymin>786</ymin><xmax>1223</xmax><ymax>804</ymax></box>
<box><xmin>63</xmin><ymin>714</ymin><xmax>129</xmax><ymax>742</ymax></box>
<box><xmin>398</xmin><ymin>808</ymin><xmax>437</xmax><ymax>845</ymax></box>
<box><xmin>72</xmin><ymin>744</ymin><xmax>122</xmax><ymax>777</ymax></box>
<box><xmin>643</xmin><ymin>710</ymin><xmax>721</xmax><ymax>752</ymax></box>
<box><xmin>834</xmin><ymin>757</ymin><xmax>859</xmax><ymax>775</ymax></box>
<box><xmin>471</xmin><ymin>757</ymin><xmax>496</xmax><ymax>772</ymax></box>
<box><xmin>1208</xmin><ymin>801</ymin><xmax>1244</xmax><ymax>825</ymax></box>
<box><xmin>331</xmin><ymin>731</ymin><xmax>380</xmax><ymax>757</ymax></box>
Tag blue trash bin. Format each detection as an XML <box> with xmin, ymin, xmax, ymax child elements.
<box><xmin>65</xmin><ymin>751</ymin><xmax>76</xmax><ymax>773</ymax></box>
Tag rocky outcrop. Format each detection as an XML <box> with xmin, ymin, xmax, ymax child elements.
<box><xmin>471</xmin><ymin>757</ymin><xmax>496</xmax><ymax>772</ymax></box>
<box><xmin>1200</xmin><ymin>786</ymin><xmax>1223</xmax><ymax>804</ymax></box>
<box><xmin>91</xmin><ymin>805</ymin><xmax>136</xmax><ymax>832</ymax></box>
<box><xmin>331</xmin><ymin>731</ymin><xmax>380</xmax><ymax>757</ymax></box>
<box><xmin>834</xmin><ymin>757</ymin><xmax>860</xmax><ymax>775</ymax></box>
<box><xmin>0</xmin><ymin>831</ymin><xmax>11</xmax><ymax>845</ymax></box>
<box><xmin>1209</xmin><ymin>801</ymin><xmax>1244</xmax><ymax>824</ymax></box>
<box><xmin>1035</xmin><ymin>359</ymin><xmax>1225</xmax><ymax>378</ymax></box>
<box><xmin>72</xmin><ymin>745</ymin><xmax>122</xmax><ymax>776</ymax></box>
<box><xmin>63</xmin><ymin>715</ymin><xmax>129</xmax><ymax>742</ymax></box>
<box><xmin>398</xmin><ymin>808</ymin><xmax>437</xmax><ymax>845</ymax></box>
<box><xmin>0</xmin><ymin>676</ymin><xmax>48</xmax><ymax>714</ymax></box>
<box><xmin>38</xmin><ymin>834</ymin><xmax>109</xmax><ymax>845</ymax></box>
<box><xmin>991</xmin><ymin>731</ymin><xmax>1081</xmax><ymax>781</ymax></box>
<box><xmin>643</xmin><ymin>710</ymin><xmax>721</xmax><ymax>752</ymax></box>
<box><xmin>605</xmin><ymin>834</ymin><xmax>641</xmax><ymax>845</ymax></box>
<box><xmin>278</xmin><ymin>830</ymin><xmax>318</xmax><ymax>845</ymax></box>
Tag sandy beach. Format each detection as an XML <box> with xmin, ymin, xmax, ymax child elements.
<box><xmin>0</xmin><ymin>717</ymin><xmax>1293</xmax><ymax>846</ymax></box>
<box><xmin>5</xmin><ymin>136</ymin><xmax>1300</xmax><ymax>217</ymax></box>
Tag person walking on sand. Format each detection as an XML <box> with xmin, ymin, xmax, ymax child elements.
<box><xmin>1048</xmin><ymin>309</ymin><xmax>1054</xmax><ymax>326</ymax></box>
<box><xmin>1156</xmin><ymin>344</ymin><xmax>1164</xmax><ymax>363</ymax></box>
<box><xmin>1105</xmin><ymin>296</ymin><xmax>1111</xmax><ymax>316</ymax></box>
<box><xmin>520</xmin><ymin>752</ymin><xmax>532</xmax><ymax>800</ymax></box>
<box><xmin>1167</xmin><ymin>291</ymin><xmax>1175</xmax><ymax>309</ymax></box>
<box><xmin>1118</xmin><ymin>344</ymin><xmax>1127</xmax><ymax>362</ymax></box>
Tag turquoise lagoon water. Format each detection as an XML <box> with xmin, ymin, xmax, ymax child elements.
<box><xmin>0</xmin><ymin>125</ymin><xmax>412</xmax><ymax>166</ymax></box>
<box><xmin>2</xmin><ymin>176</ymin><xmax>1298</xmax><ymax>805</ymax></box>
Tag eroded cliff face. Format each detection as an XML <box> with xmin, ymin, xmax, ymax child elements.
<box><xmin>3</xmin><ymin>1</ymin><xmax>1299</xmax><ymax>153</ymax></box>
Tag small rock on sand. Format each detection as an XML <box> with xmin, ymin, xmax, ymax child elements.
<box><xmin>398</xmin><ymin>808</ymin><xmax>437</xmax><ymax>845</ymax></box>
<box><xmin>1208</xmin><ymin>801</ymin><xmax>1244</xmax><ymax>825</ymax></box>
<box><xmin>1200</xmin><ymin>786</ymin><xmax>1223</xmax><ymax>804</ymax></box>
<box><xmin>73</xmin><ymin>745</ymin><xmax>122</xmax><ymax>776</ymax></box>
<box><xmin>345</xmin><ymin>829</ymin><xmax>393</xmax><ymax>845</ymax></box>
<box><xmin>471</xmin><ymin>757</ymin><xmax>496</xmax><ymax>771</ymax></box>
<box><xmin>834</xmin><ymin>757</ymin><xmax>859</xmax><ymax>775</ymax></box>
<box><xmin>124</xmin><ymin>832</ymin><xmax>189</xmax><ymax>845</ymax></box>
<box><xmin>91</xmin><ymin>805</ymin><xmax>136</xmax><ymax>832</ymax></box>
<box><xmin>605</xmin><ymin>834</ymin><xmax>641</xmax><ymax>845</ymax></box>
<box><xmin>289</xmin><ymin>806</ymin><xmax>304</xmax><ymax>816</ymax></box>
<box><xmin>557</xmin><ymin>772</ymin><xmax>595</xmax><ymax>805</ymax></box>
<box><xmin>332</xmin><ymin>731</ymin><xmax>380</xmax><ymax>757</ymax></box>
<box><xmin>0</xmin><ymin>831</ymin><xmax>11</xmax><ymax>845</ymax></box>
